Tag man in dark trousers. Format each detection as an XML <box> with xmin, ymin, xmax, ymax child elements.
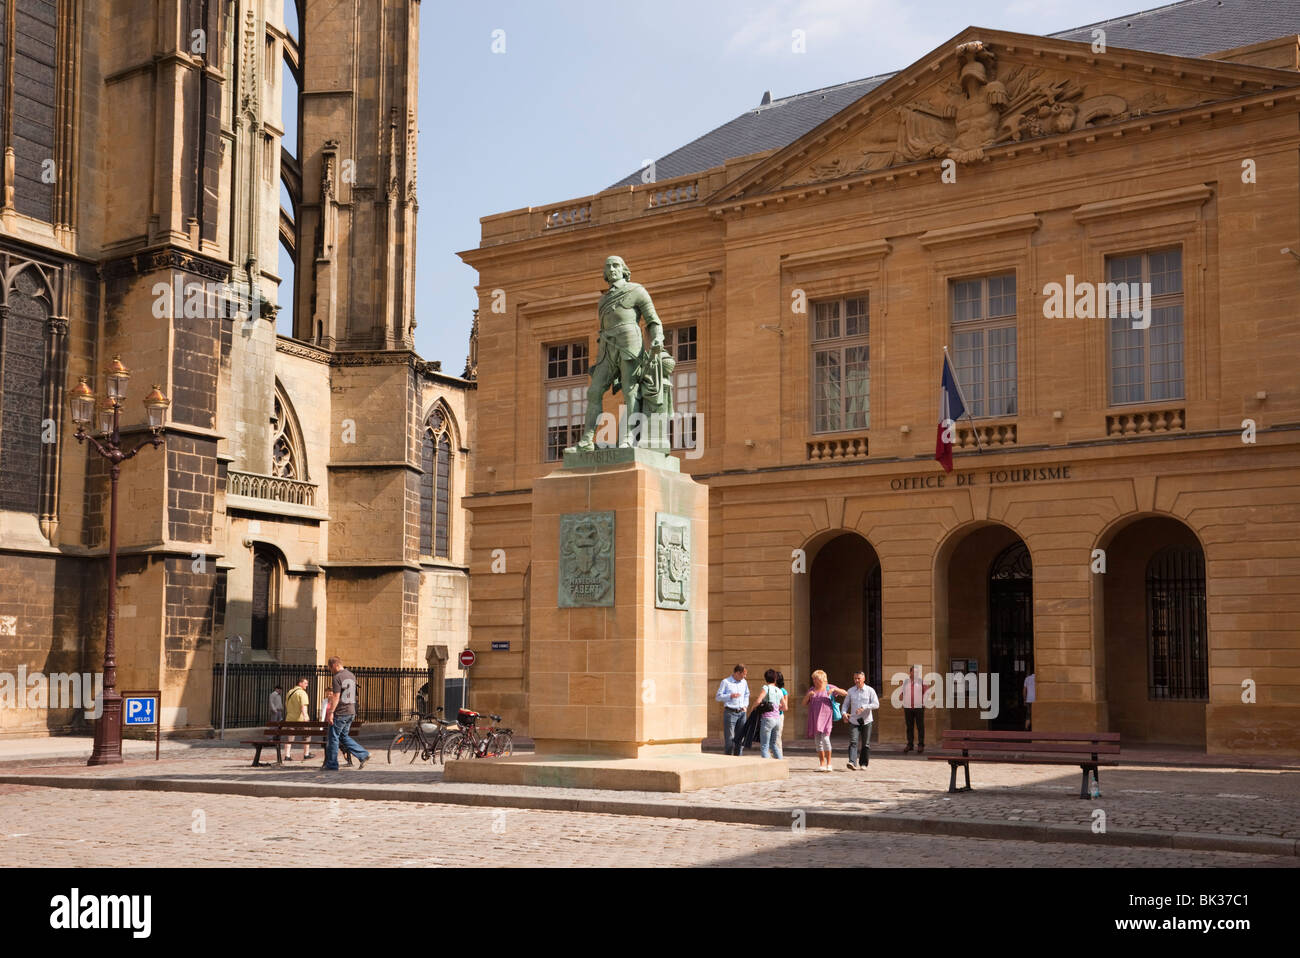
<box><xmin>323</xmin><ymin>657</ymin><xmax>370</xmax><ymax>771</ymax></box>
<box><xmin>901</xmin><ymin>665</ymin><xmax>933</xmax><ymax>754</ymax></box>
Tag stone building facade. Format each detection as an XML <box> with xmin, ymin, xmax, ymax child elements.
<box><xmin>461</xmin><ymin>4</ymin><xmax>1300</xmax><ymax>754</ymax></box>
<box><xmin>0</xmin><ymin>0</ymin><xmax>473</xmax><ymax>735</ymax></box>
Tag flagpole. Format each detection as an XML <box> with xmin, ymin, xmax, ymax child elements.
<box><xmin>943</xmin><ymin>346</ymin><xmax>984</xmax><ymax>454</ymax></box>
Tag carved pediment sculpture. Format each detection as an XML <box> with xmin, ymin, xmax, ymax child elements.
<box><xmin>800</xmin><ymin>41</ymin><xmax>1192</xmax><ymax>184</ymax></box>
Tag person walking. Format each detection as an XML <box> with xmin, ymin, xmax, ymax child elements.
<box><xmin>842</xmin><ymin>671</ymin><xmax>880</xmax><ymax>770</ymax></box>
<box><xmin>775</xmin><ymin>671</ymin><xmax>788</xmax><ymax>752</ymax></box>
<box><xmin>804</xmin><ymin>670</ymin><xmax>846</xmax><ymax>772</ymax></box>
<box><xmin>283</xmin><ymin>677</ymin><xmax>312</xmax><ymax>761</ymax></box>
<box><xmin>1023</xmin><ymin>671</ymin><xmax>1036</xmax><ymax>731</ymax></box>
<box><xmin>323</xmin><ymin>657</ymin><xmax>370</xmax><ymax>771</ymax></box>
<box><xmin>757</xmin><ymin>669</ymin><xmax>786</xmax><ymax>759</ymax></box>
<box><xmin>269</xmin><ymin>685</ymin><xmax>285</xmax><ymax>723</ymax></box>
<box><xmin>716</xmin><ymin>664</ymin><xmax>750</xmax><ymax>755</ymax></box>
<box><xmin>901</xmin><ymin>665</ymin><xmax>932</xmax><ymax>754</ymax></box>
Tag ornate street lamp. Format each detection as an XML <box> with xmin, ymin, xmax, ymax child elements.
<box><xmin>70</xmin><ymin>358</ymin><xmax>170</xmax><ymax>766</ymax></box>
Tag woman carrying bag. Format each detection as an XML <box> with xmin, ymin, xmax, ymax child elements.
<box><xmin>804</xmin><ymin>670</ymin><xmax>847</xmax><ymax>772</ymax></box>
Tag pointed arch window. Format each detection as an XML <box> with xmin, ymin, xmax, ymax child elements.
<box><xmin>251</xmin><ymin>544</ymin><xmax>281</xmax><ymax>652</ymax></box>
<box><xmin>420</xmin><ymin>407</ymin><xmax>454</xmax><ymax>558</ymax></box>
<box><xmin>269</xmin><ymin>384</ymin><xmax>307</xmax><ymax>480</ymax></box>
<box><xmin>1</xmin><ymin>266</ymin><xmax>51</xmax><ymax>514</ymax></box>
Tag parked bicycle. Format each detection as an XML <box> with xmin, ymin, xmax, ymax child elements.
<box><xmin>387</xmin><ymin>707</ymin><xmax>457</xmax><ymax>764</ymax></box>
<box><xmin>442</xmin><ymin>708</ymin><xmax>513</xmax><ymax>760</ymax></box>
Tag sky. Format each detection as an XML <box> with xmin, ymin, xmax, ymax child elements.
<box><xmin>389</xmin><ymin>0</ymin><xmax>1157</xmax><ymax>368</ymax></box>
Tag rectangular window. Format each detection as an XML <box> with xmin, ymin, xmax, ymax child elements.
<box><xmin>950</xmin><ymin>273</ymin><xmax>1017</xmax><ymax>418</ymax></box>
<box><xmin>811</xmin><ymin>295</ymin><xmax>869</xmax><ymax>433</ymax></box>
<box><xmin>664</xmin><ymin>325</ymin><xmax>699</xmax><ymax>449</ymax></box>
<box><xmin>1108</xmin><ymin>248</ymin><xmax>1184</xmax><ymax>405</ymax></box>
<box><xmin>545</xmin><ymin>341</ymin><xmax>588</xmax><ymax>461</ymax></box>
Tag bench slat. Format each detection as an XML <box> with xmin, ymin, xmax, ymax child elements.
<box><xmin>929</xmin><ymin>754</ymin><xmax>1119</xmax><ymax>767</ymax></box>
<box><xmin>940</xmin><ymin>730</ymin><xmax>1119</xmax><ymax>742</ymax></box>
<box><xmin>935</xmin><ymin>740</ymin><xmax>1120</xmax><ymax>754</ymax></box>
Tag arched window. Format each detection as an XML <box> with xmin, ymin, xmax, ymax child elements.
<box><xmin>251</xmin><ymin>545</ymin><xmax>281</xmax><ymax>652</ymax></box>
<box><xmin>269</xmin><ymin>383</ymin><xmax>307</xmax><ymax>480</ymax></box>
<box><xmin>1147</xmin><ymin>545</ymin><xmax>1208</xmax><ymax>700</ymax></box>
<box><xmin>0</xmin><ymin>267</ymin><xmax>50</xmax><ymax>514</ymax></box>
<box><xmin>420</xmin><ymin>407</ymin><xmax>454</xmax><ymax>558</ymax></box>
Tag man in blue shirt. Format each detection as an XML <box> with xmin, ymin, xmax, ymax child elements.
<box><xmin>715</xmin><ymin>664</ymin><xmax>750</xmax><ymax>755</ymax></box>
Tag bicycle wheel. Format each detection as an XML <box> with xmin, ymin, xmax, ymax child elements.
<box><xmin>438</xmin><ymin>732</ymin><xmax>463</xmax><ymax>763</ymax></box>
<box><xmin>388</xmin><ymin>731</ymin><xmax>417</xmax><ymax>764</ymax></box>
<box><xmin>430</xmin><ymin>729</ymin><xmax>452</xmax><ymax>764</ymax></box>
<box><xmin>489</xmin><ymin>732</ymin><xmax>513</xmax><ymax>758</ymax></box>
<box><xmin>450</xmin><ymin>732</ymin><xmax>478</xmax><ymax>761</ymax></box>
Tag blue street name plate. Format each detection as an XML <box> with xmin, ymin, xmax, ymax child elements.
<box><xmin>490</xmin><ymin>641</ymin><xmax>510</xmax><ymax>651</ymax></box>
<box><xmin>124</xmin><ymin>696</ymin><xmax>157</xmax><ymax>726</ymax></box>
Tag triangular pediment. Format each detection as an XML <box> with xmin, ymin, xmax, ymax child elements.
<box><xmin>714</xmin><ymin>28</ymin><xmax>1300</xmax><ymax>201</ymax></box>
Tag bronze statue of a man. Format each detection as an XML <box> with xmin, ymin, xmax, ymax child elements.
<box><xmin>565</xmin><ymin>256</ymin><xmax>665</xmax><ymax>452</ymax></box>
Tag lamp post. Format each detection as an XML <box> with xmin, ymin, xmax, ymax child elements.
<box><xmin>70</xmin><ymin>357</ymin><xmax>170</xmax><ymax>766</ymax></box>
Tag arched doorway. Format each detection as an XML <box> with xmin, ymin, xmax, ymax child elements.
<box><xmin>937</xmin><ymin>523</ymin><xmax>1033</xmax><ymax>732</ymax></box>
<box><xmin>988</xmin><ymin>541</ymin><xmax>1033</xmax><ymax>731</ymax></box>
<box><xmin>809</xmin><ymin>533</ymin><xmax>882</xmax><ymax>695</ymax></box>
<box><xmin>1098</xmin><ymin>516</ymin><xmax>1207</xmax><ymax>746</ymax></box>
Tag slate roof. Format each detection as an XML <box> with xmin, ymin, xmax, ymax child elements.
<box><xmin>608</xmin><ymin>0</ymin><xmax>1300</xmax><ymax>189</ymax></box>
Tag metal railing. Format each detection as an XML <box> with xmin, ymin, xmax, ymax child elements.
<box><xmin>212</xmin><ymin>663</ymin><xmax>433</xmax><ymax>729</ymax></box>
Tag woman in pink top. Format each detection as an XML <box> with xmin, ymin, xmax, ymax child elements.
<box><xmin>804</xmin><ymin>670</ymin><xmax>847</xmax><ymax>772</ymax></box>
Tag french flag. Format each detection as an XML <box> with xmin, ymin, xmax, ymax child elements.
<box><xmin>935</xmin><ymin>350</ymin><xmax>968</xmax><ymax>473</ymax></box>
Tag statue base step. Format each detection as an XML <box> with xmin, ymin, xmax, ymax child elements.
<box><xmin>441</xmin><ymin>752</ymin><xmax>789</xmax><ymax>793</ymax></box>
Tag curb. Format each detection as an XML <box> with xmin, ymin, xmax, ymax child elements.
<box><xmin>2</xmin><ymin>773</ymin><xmax>1295</xmax><ymax>858</ymax></box>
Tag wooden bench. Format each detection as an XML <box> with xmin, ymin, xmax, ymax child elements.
<box><xmin>241</xmin><ymin>720</ymin><xmax>366</xmax><ymax>767</ymax></box>
<box><xmin>928</xmin><ymin>730</ymin><xmax>1121</xmax><ymax>799</ymax></box>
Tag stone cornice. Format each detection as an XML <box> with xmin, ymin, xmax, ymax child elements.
<box><xmin>319</xmin><ymin>560</ymin><xmax>423</xmax><ymax>571</ymax></box>
<box><xmin>518</xmin><ymin>272</ymin><xmax>718</xmax><ymax>317</ymax></box>
<box><xmin>781</xmin><ymin>239</ymin><xmax>892</xmax><ymax>271</ymax></box>
<box><xmin>275</xmin><ymin>338</ymin><xmax>471</xmax><ymax>387</ymax></box>
<box><xmin>918</xmin><ymin>213</ymin><xmax>1042</xmax><ymax>250</ymax></box>
<box><xmin>1072</xmin><ymin>184</ymin><xmax>1214</xmax><ymax>223</ymax></box>
<box><xmin>275</xmin><ymin>337</ymin><xmax>331</xmax><ymax>364</ymax></box>
<box><xmin>101</xmin><ymin>246</ymin><xmax>232</xmax><ymax>283</ymax></box>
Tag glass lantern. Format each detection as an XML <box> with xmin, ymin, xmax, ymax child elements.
<box><xmin>96</xmin><ymin>401</ymin><xmax>116</xmax><ymax>436</ymax></box>
<box><xmin>69</xmin><ymin>378</ymin><xmax>95</xmax><ymax>426</ymax></box>
<box><xmin>106</xmin><ymin>356</ymin><xmax>130</xmax><ymax>402</ymax></box>
<box><xmin>143</xmin><ymin>385</ymin><xmax>171</xmax><ymax>432</ymax></box>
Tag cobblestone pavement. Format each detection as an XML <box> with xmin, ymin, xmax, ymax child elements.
<box><xmin>5</xmin><ymin>746</ymin><xmax>1297</xmax><ymax>842</ymax></box>
<box><xmin>2</xmin><ymin>784</ymin><xmax>1294</xmax><ymax>867</ymax></box>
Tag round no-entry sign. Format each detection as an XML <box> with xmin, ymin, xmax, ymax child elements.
<box><xmin>459</xmin><ymin>649</ymin><xmax>477</xmax><ymax>668</ymax></box>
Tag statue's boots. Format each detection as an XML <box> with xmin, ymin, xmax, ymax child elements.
<box><xmin>564</xmin><ymin>433</ymin><xmax>597</xmax><ymax>454</ymax></box>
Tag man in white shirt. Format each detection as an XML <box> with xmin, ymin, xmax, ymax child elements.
<box><xmin>901</xmin><ymin>665</ymin><xmax>932</xmax><ymax>754</ymax></box>
<box><xmin>269</xmin><ymin>685</ymin><xmax>285</xmax><ymax>723</ymax></box>
<box><xmin>842</xmin><ymin>671</ymin><xmax>880</xmax><ymax>770</ymax></box>
<box><xmin>715</xmin><ymin>664</ymin><xmax>750</xmax><ymax>755</ymax></box>
<box><xmin>1023</xmin><ymin>672</ymin><xmax>1036</xmax><ymax>730</ymax></box>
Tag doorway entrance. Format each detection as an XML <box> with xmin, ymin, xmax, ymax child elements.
<box><xmin>809</xmin><ymin>533</ymin><xmax>882</xmax><ymax>694</ymax></box>
<box><xmin>988</xmin><ymin>541</ymin><xmax>1033</xmax><ymax>731</ymax></box>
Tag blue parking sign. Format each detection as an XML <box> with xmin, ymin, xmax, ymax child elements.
<box><xmin>124</xmin><ymin>696</ymin><xmax>157</xmax><ymax>726</ymax></box>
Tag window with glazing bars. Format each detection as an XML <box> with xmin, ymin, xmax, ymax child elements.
<box><xmin>664</xmin><ymin>325</ymin><xmax>698</xmax><ymax>449</ymax></box>
<box><xmin>1108</xmin><ymin>248</ymin><xmax>1184</xmax><ymax>406</ymax></box>
<box><xmin>950</xmin><ymin>273</ymin><xmax>1017</xmax><ymax>418</ymax></box>
<box><xmin>811</xmin><ymin>295</ymin><xmax>869</xmax><ymax>433</ymax></box>
<box><xmin>545</xmin><ymin>342</ymin><xmax>588</xmax><ymax>461</ymax></box>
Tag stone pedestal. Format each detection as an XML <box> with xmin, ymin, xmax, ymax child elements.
<box><xmin>444</xmin><ymin>447</ymin><xmax>786</xmax><ymax>791</ymax></box>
